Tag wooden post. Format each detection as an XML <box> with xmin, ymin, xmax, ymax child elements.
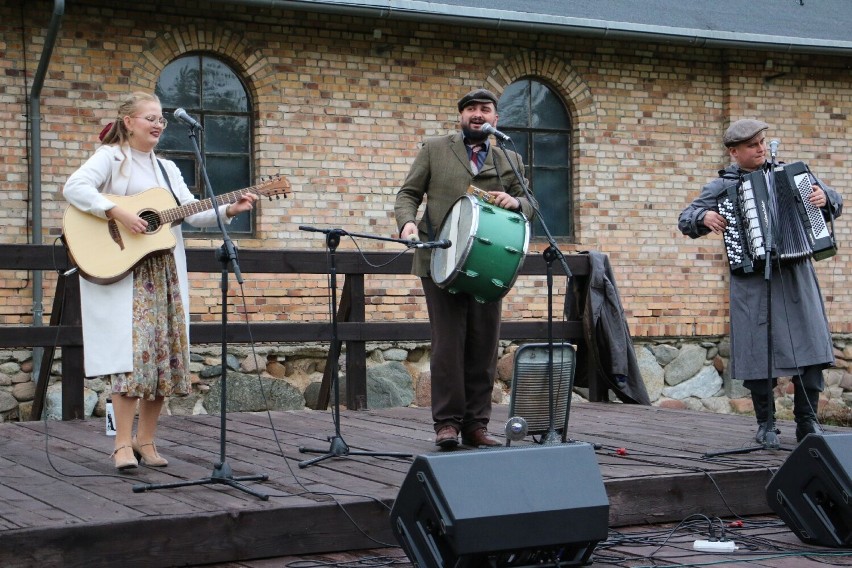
<box><xmin>344</xmin><ymin>275</ymin><xmax>367</xmax><ymax>410</ymax></box>
<box><xmin>31</xmin><ymin>270</ymin><xmax>85</xmax><ymax>420</ymax></box>
<box><xmin>316</xmin><ymin>276</ymin><xmax>354</xmax><ymax>410</ymax></box>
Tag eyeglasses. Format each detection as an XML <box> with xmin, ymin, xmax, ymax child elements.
<box><xmin>133</xmin><ymin>115</ymin><xmax>168</xmax><ymax>127</ymax></box>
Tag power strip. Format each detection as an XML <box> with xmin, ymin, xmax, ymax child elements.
<box><xmin>693</xmin><ymin>540</ymin><xmax>738</xmax><ymax>552</ymax></box>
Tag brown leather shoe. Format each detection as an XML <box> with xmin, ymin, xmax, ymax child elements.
<box><xmin>435</xmin><ymin>425</ymin><xmax>459</xmax><ymax>448</ymax></box>
<box><xmin>462</xmin><ymin>428</ymin><xmax>501</xmax><ymax>448</ymax></box>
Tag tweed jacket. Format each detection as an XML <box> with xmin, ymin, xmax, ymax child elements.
<box><xmin>395</xmin><ymin>132</ymin><xmax>536</xmax><ymax>277</ymax></box>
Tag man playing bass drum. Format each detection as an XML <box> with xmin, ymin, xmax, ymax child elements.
<box><xmin>394</xmin><ymin>88</ymin><xmax>536</xmax><ymax>449</ymax></box>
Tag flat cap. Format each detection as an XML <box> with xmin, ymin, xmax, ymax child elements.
<box><xmin>457</xmin><ymin>88</ymin><xmax>498</xmax><ymax>112</ymax></box>
<box><xmin>723</xmin><ymin>119</ymin><xmax>769</xmax><ymax>147</ymax></box>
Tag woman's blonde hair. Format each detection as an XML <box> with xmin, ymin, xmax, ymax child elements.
<box><xmin>99</xmin><ymin>91</ymin><xmax>161</xmax><ymax>174</ymax></box>
<box><xmin>100</xmin><ymin>91</ymin><xmax>161</xmax><ymax>146</ymax></box>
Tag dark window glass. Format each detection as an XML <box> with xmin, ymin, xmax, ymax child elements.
<box><xmin>156</xmin><ymin>58</ymin><xmax>200</xmax><ymax>110</ymax></box>
<box><xmin>155</xmin><ymin>54</ymin><xmax>253</xmax><ymax>234</ymax></box>
<box><xmin>498</xmin><ymin>80</ymin><xmax>572</xmax><ymax>238</ymax></box>
<box><xmin>203</xmin><ymin>59</ymin><xmax>248</xmax><ymax>112</ymax></box>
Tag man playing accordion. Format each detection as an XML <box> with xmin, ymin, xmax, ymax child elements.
<box><xmin>678</xmin><ymin>119</ymin><xmax>842</xmax><ymax>444</ymax></box>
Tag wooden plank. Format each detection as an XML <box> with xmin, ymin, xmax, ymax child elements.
<box><xmin>0</xmin><ymin>499</ymin><xmax>397</xmax><ymax>568</ymax></box>
<box><xmin>0</xmin><ymin>245</ymin><xmax>591</xmax><ymax>277</ymax></box>
<box><xmin>605</xmin><ymin>468</ymin><xmax>775</xmax><ymax>526</ymax></box>
<box><xmin>0</xmin><ymin>325</ymin><xmax>82</xmax><ymax>347</ymax></box>
<box><xmin>186</xmin><ymin>320</ymin><xmax>584</xmax><ymax>344</ymax></box>
<box><xmin>3</xmin><ymin>399</ymin><xmax>820</xmax><ymax>567</ymax></box>
<box><xmin>133</xmin><ymin>413</ymin><xmax>406</xmax><ymax>498</ymax></box>
<box><xmin>0</xmin><ymin>244</ymin><xmax>71</xmax><ymax>270</ymax></box>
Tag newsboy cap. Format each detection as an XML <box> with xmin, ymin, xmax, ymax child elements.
<box><xmin>457</xmin><ymin>88</ymin><xmax>499</xmax><ymax>112</ymax></box>
<box><xmin>723</xmin><ymin>119</ymin><xmax>769</xmax><ymax>147</ymax></box>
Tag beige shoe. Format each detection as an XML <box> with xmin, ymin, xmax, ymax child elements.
<box><xmin>111</xmin><ymin>445</ymin><xmax>138</xmax><ymax>471</ymax></box>
<box><xmin>132</xmin><ymin>437</ymin><xmax>169</xmax><ymax>467</ymax></box>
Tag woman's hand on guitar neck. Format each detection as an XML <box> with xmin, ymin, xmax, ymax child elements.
<box><xmin>227</xmin><ymin>193</ymin><xmax>258</xmax><ymax>218</ymax></box>
<box><xmin>106</xmin><ymin>206</ymin><xmax>148</xmax><ymax>234</ymax></box>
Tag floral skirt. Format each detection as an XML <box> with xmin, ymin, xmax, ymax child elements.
<box><xmin>109</xmin><ymin>254</ymin><xmax>190</xmax><ymax>400</ymax></box>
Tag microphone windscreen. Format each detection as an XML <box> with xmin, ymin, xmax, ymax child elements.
<box><xmin>505</xmin><ymin>416</ymin><xmax>528</xmax><ymax>442</ymax></box>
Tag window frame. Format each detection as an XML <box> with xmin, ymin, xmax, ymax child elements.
<box><xmin>154</xmin><ymin>53</ymin><xmax>255</xmax><ymax>235</ymax></box>
<box><xmin>497</xmin><ymin>79</ymin><xmax>573</xmax><ymax>240</ymax></box>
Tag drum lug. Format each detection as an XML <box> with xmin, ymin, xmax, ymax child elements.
<box><xmin>504</xmin><ymin>246</ymin><xmax>520</xmax><ymax>255</ymax></box>
<box><xmin>475</xmin><ymin>237</ymin><xmax>493</xmax><ymax>245</ymax></box>
<box><xmin>491</xmin><ymin>278</ymin><xmax>508</xmax><ymax>289</ymax></box>
<box><xmin>462</xmin><ymin>270</ymin><xmax>480</xmax><ymax>278</ymax></box>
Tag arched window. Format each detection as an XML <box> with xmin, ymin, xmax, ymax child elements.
<box><xmin>155</xmin><ymin>55</ymin><xmax>253</xmax><ymax>234</ymax></box>
<box><xmin>497</xmin><ymin>80</ymin><xmax>572</xmax><ymax>238</ymax></box>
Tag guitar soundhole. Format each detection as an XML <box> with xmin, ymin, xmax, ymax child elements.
<box><xmin>140</xmin><ymin>210</ymin><xmax>162</xmax><ymax>233</ymax></box>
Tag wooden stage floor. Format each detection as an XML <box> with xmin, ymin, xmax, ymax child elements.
<box><xmin>1</xmin><ymin>402</ymin><xmax>848</xmax><ymax>567</ymax></box>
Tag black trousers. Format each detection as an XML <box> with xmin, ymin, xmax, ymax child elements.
<box><xmin>744</xmin><ymin>364</ymin><xmax>825</xmax><ymax>395</ymax></box>
<box><xmin>422</xmin><ymin>277</ymin><xmax>501</xmax><ymax>435</ymax></box>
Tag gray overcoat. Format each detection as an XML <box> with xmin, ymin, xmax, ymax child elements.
<box><xmin>394</xmin><ymin>133</ymin><xmax>536</xmax><ymax>277</ymax></box>
<box><xmin>678</xmin><ymin>163</ymin><xmax>842</xmax><ymax>381</ymax></box>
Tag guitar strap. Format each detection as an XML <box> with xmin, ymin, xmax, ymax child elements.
<box><xmin>156</xmin><ymin>159</ymin><xmax>181</xmax><ymax>205</ymax></box>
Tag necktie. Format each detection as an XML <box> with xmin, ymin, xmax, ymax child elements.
<box><xmin>469</xmin><ymin>144</ymin><xmax>484</xmax><ymax>174</ymax></box>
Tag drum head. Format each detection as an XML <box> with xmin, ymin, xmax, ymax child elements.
<box><xmin>431</xmin><ymin>195</ymin><xmax>477</xmax><ymax>286</ymax></box>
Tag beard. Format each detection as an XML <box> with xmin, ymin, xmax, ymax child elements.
<box><xmin>461</xmin><ymin>124</ymin><xmax>489</xmax><ymax>142</ymax></box>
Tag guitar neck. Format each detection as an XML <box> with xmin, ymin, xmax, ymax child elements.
<box><xmin>159</xmin><ymin>187</ymin><xmax>255</xmax><ymax>224</ymax></box>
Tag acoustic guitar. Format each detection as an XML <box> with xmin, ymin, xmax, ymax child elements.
<box><xmin>62</xmin><ymin>175</ymin><xmax>291</xmax><ymax>283</ymax></box>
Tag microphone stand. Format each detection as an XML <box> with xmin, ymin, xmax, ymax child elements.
<box><xmin>704</xmin><ymin>155</ymin><xmax>791</xmax><ymax>458</ymax></box>
<box><xmin>495</xmin><ymin>138</ymin><xmax>574</xmax><ymax>445</ymax></box>
<box><xmin>133</xmin><ymin>121</ymin><xmax>268</xmax><ymax>499</ymax></box>
<box><xmin>296</xmin><ymin>226</ymin><xmax>419</xmax><ymax>468</ymax></box>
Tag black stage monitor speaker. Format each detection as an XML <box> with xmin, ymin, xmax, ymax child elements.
<box><xmin>390</xmin><ymin>443</ymin><xmax>609</xmax><ymax>568</ymax></box>
<box><xmin>765</xmin><ymin>433</ymin><xmax>852</xmax><ymax>547</ymax></box>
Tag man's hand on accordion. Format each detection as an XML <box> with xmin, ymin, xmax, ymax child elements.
<box><xmin>702</xmin><ymin>210</ymin><xmax>727</xmax><ymax>234</ymax></box>
<box><xmin>809</xmin><ymin>184</ymin><xmax>827</xmax><ymax>208</ymax></box>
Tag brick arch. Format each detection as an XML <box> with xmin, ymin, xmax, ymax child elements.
<box><xmin>131</xmin><ymin>26</ymin><xmax>272</xmax><ymax>98</ymax></box>
<box><xmin>485</xmin><ymin>52</ymin><xmax>596</xmax><ymax>125</ymax></box>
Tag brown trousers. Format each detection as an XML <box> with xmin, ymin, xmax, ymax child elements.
<box><xmin>422</xmin><ymin>277</ymin><xmax>501</xmax><ymax>435</ymax></box>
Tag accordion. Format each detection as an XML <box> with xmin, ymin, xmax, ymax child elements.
<box><xmin>717</xmin><ymin>161</ymin><xmax>836</xmax><ymax>275</ymax></box>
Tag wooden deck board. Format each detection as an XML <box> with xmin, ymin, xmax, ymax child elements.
<box><xmin>1</xmin><ymin>402</ymin><xmax>848</xmax><ymax>568</ymax></box>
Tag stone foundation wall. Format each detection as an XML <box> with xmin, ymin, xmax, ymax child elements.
<box><xmin>2</xmin><ymin>335</ymin><xmax>851</xmax><ymax>425</ymax></box>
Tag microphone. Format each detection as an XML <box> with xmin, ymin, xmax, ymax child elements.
<box><xmin>480</xmin><ymin>123</ymin><xmax>510</xmax><ymax>142</ymax></box>
<box><xmin>769</xmin><ymin>139</ymin><xmax>779</xmax><ymax>160</ymax></box>
<box><xmin>412</xmin><ymin>239</ymin><xmax>451</xmax><ymax>249</ymax></box>
<box><xmin>173</xmin><ymin>108</ymin><xmax>203</xmax><ymax>130</ymax></box>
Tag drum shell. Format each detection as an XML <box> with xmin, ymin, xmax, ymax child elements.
<box><xmin>431</xmin><ymin>195</ymin><xmax>529</xmax><ymax>303</ymax></box>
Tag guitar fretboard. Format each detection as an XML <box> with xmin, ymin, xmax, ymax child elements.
<box><xmin>158</xmin><ymin>186</ymin><xmax>263</xmax><ymax>224</ymax></box>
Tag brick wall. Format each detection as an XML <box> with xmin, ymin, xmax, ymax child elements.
<box><xmin>2</xmin><ymin>0</ymin><xmax>850</xmax><ymax>338</ymax></box>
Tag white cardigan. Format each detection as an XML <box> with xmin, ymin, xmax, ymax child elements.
<box><xmin>63</xmin><ymin>144</ymin><xmax>231</xmax><ymax>376</ymax></box>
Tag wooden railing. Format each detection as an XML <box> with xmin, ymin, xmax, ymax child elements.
<box><xmin>0</xmin><ymin>244</ymin><xmax>597</xmax><ymax>420</ymax></box>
